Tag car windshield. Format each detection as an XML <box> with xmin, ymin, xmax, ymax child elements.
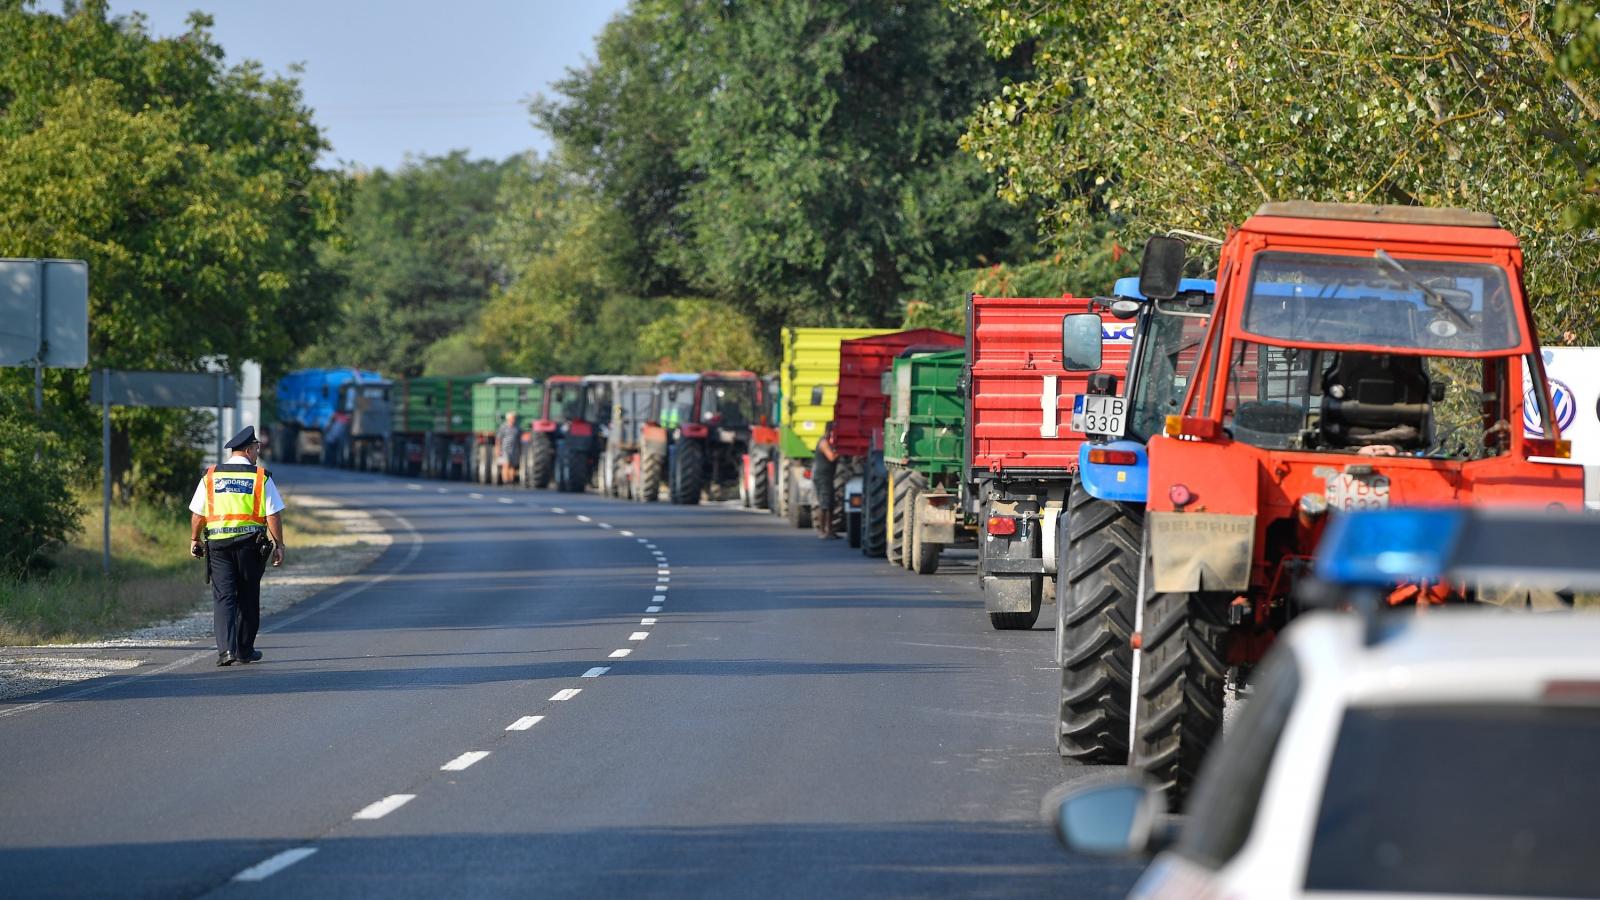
<box><xmin>1243</xmin><ymin>251</ymin><xmax>1519</xmax><ymax>352</ymax></box>
<box><xmin>1305</xmin><ymin>705</ymin><xmax>1600</xmax><ymax>897</ymax></box>
<box><xmin>1127</xmin><ymin>295</ymin><xmax>1212</xmax><ymax>441</ymax></box>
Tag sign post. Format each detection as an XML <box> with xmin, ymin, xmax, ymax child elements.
<box><xmin>91</xmin><ymin>370</ymin><xmax>238</xmax><ymax>574</ymax></box>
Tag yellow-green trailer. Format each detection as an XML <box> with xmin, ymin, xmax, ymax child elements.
<box><xmin>778</xmin><ymin>326</ymin><xmax>896</xmax><ymax>459</ymax></box>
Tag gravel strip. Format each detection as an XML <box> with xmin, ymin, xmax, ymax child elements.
<box><xmin>0</xmin><ymin>494</ymin><xmax>391</xmax><ymax>702</ymax></box>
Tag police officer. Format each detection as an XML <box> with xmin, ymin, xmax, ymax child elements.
<box><xmin>187</xmin><ymin>426</ymin><xmax>286</xmax><ymax>666</ymax></box>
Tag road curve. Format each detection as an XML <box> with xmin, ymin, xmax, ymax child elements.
<box><xmin>0</xmin><ymin>464</ymin><xmax>1140</xmax><ymax>899</ymax></box>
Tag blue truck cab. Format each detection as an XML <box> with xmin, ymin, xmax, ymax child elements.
<box><xmin>1074</xmin><ymin>277</ymin><xmax>1217</xmax><ymax>504</ymax></box>
<box><xmin>273</xmin><ymin>367</ymin><xmax>386</xmax><ymax>464</ymax></box>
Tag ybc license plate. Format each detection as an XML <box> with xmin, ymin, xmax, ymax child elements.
<box><xmin>1325</xmin><ymin>473</ymin><xmax>1390</xmax><ymax>510</ymax></box>
<box><xmin>1070</xmin><ymin>395</ymin><xmax>1127</xmax><ymax>436</ymax></box>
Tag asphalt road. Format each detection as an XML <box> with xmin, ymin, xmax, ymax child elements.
<box><xmin>0</xmin><ymin>463</ymin><xmax>1142</xmax><ymax>898</ymax></box>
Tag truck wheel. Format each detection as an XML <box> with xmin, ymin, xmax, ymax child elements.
<box><xmin>610</xmin><ymin>455</ymin><xmax>628</xmax><ymax>498</ymax></box>
<box><xmin>1058</xmin><ymin>482</ymin><xmax>1141</xmax><ymax>765</ymax></box>
<box><xmin>528</xmin><ymin>435</ymin><xmax>555</xmax><ymax>489</ymax></box>
<box><xmin>555</xmin><ymin>442</ymin><xmax>588</xmax><ymax>493</ymax></box>
<box><xmin>861</xmin><ymin>453</ymin><xmax>887</xmax><ymax>557</ymax></box>
<box><xmin>751</xmin><ymin>450</ymin><xmax>771</xmax><ymax>511</ymax></box>
<box><xmin>1133</xmin><ymin>590</ymin><xmax>1230</xmax><ymax>809</ymax></box>
<box><xmin>671</xmin><ymin>440</ymin><xmax>703</xmax><ymax>505</ymax></box>
<box><xmin>641</xmin><ymin>450</ymin><xmax>664</xmax><ymax>502</ymax></box>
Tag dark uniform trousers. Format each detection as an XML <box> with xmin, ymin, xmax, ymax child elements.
<box><xmin>209</xmin><ymin>535</ymin><xmax>267</xmax><ymax>658</ymax></box>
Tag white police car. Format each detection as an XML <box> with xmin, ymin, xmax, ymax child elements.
<box><xmin>1051</xmin><ymin>507</ymin><xmax>1600</xmax><ymax>899</ymax></box>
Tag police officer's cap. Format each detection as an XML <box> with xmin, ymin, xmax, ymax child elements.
<box><xmin>224</xmin><ymin>425</ymin><xmax>259</xmax><ymax>450</ymax></box>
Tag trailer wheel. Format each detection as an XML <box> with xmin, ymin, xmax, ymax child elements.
<box><xmin>751</xmin><ymin>450</ymin><xmax>771</xmax><ymax>511</ymax></box>
<box><xmin>861</xmin><ymin>453</ymin><xmax>887</xmax><ymax>558</ymax></box>
<box><xmin>1133</xmin><ymin>590</ymin><xmax>1230</xmax><ymax>810</ymax></box>
<box><xmin>908</xmin><ymin>499</ymin><xmax>943</xmax><ymax>575</ymax></box>
<box><xmin>887</xmin><ymin>467</ymin><xmax>918</xmax><ymax>566</ymax></box>
<box><xmin>609</xmin><ymin>454</ymin><xmax>628</xmax><ymax>498</ymax></box>
<box><xmin>528</xmin><ymin>435</ymin><xmax>555</xmax><ymax>489</ymax></box>
<box><xmin>640</xmin><ymin>449</ymin><xmax>665</xmax><ymax>502</ymax></box>
<box><xmin>783</xmin><ymin>461</ymin><xmax>811</xmax><ymax>528</ymax></box>
<box><xmin>1058</xmin><ymin>482</ymin><xmax>1141</xmax><ymax>765</ymax></box>
<box><xmin>830</xmin><ymin>456</ymin><xmax>858</xmax><ymax>537</ymax></box>
<box><xmin>670</xmin><ymin>440</ymin><xmax>703</xmax><ymax>505</ymax></box>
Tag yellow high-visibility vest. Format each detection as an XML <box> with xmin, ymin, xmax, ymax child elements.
<box><xmin>203</xmin><ymin>464</ymin><xmax>268</xmax><ymax>541</ymax></box>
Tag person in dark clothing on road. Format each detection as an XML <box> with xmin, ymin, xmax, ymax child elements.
<box><xmin>812</xmin><ymin>424</ymin><xmax>839</xmax><ymax>540</ymax></box>
<box><xmin>188</xmin><ymin>426</ymin><xmax>286</xmax><ymax>666</ymax></box>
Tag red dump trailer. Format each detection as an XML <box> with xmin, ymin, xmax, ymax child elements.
<box><xmin>966</xmin><ymin>295</ymin><xmax>1133</xmax><ymax>628</ymax></box>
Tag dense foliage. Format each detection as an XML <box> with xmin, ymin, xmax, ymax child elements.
<box><xmin>0</xmin><ymin>394</ymin><xmax>80</xmax><ymax>575</ymax></box>
<box><xmin>954</xmin><ymin>0</ymin><xmax>1600</xmax><ymax>342</ymax></box>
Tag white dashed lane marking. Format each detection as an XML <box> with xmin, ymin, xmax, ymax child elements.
<box><xmin>608</xmin><ymin>648</ymin><xmax>631</xmax><ymax>658</ymax></box>
<box><xmin>549</xmin><ymin>688</ymin><xmax>582</xmax><ymax>702</ymax></box>
<box><xmin>498</xmin><ymin>497</ymin><xmax>514</xmax><ymax>504</ymax></box>
<box><xmin>552</xmin><ymin>507</ymin><xmax>566</xmax><ymax>514</ymax></box>
<box><xmin>599</xmin><ymin>523</ymin><xmax>613</xmax><ymax>529</ymax></box>
<box><xmin>581</xmin><ymin>667</ymin><xmax>609</xmax><ymax>678</ymax></box>
<box><xmin>469</xmin><ymin>492</ymin><xmax>484</xmax><ymax>499</ymax></box>
<box><xmin>641</xmin><ymin>618</ymin><xmax>657</xmax><ymax>625</ymax></box>
<box><xmin>652</xmin><ymin>594</ymin><xmax>666</xmax><ymax>602</ymax></box>
<box><xmin>406</xmin><ymin>484</ymin><xmax>422</xmax><ymax>490</ymax></box>
<box><xmin>233</xmin><ymin>848</ymin><xmax>317</xmax><ymax>882</ymax></box>
<box><xmin>441</xmin><ymin>751</ymin><xmax>490</xmax><ymax>771</ymax></box>
<box><xmin>353</xmin><ymin>795</ymin><xmax>415</xmax><ymax>820</ymax></box>
<box><xmin>507</xmin><ymin>715</ymin><xmax>544</xmax><ymax>731</ymax></box>
<box><xmin>656</xmin><ymin>586</ymin><xmax>669</xmax><ymax>592</ymax></box>
<box><xmin>435</xmin><ymin>488</ymin><xmax>448</xmax><ymax>494</ymax></box>
<box><xmin>577</xmin><ymin>515</ymin><xmax>592</xmax><ymax>523</ymax></box>
<box><xmin>647</xmin><ymin>606</ymin><xmax>662</xmax><ymax>613</ymax></box>
<box><xmin>620</xmin><ymin>530</ymin><xmax>634</xmax><ymax>536</ymax></box>
<box><xmin>629</xmin><ymin>632</ymin><xmax>649</xmax><ymax>641</ymax></box>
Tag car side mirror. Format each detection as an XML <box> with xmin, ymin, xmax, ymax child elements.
<box><xmin>1048</xmin><ymin>778</ymin><xmax>1167</xmax><ymax>858</ymax></box>
<box><xmin>1138</xmin><ymin>236</ymin><xmax>1187</xmax><ymax>301</ymax></box>
<box><xmin>1062</xmin><ymin>313</ymin><xmax>1103</xmax><ymax>371</ymax></box>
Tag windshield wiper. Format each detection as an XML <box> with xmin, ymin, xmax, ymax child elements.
<box><xmin>1374</xmin><ymin>249</ymin><xmax>1474</xmax><ymax>331</ymax></box>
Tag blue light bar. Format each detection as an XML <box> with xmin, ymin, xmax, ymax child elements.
<box><xmin>1314</xmin><ymin>508</ymin><xmax>1468</xmax><ymax>586</ymax></box>
<box><xmin>1112</xmin><ymin>277</ymin><xmax>1217</xmax><ymax>300</ymax></box>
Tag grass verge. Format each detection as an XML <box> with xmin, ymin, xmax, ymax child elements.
<box><xmin>0</xmin><ymin>493</ymin><xmax>343</xmax><ymax>646</ymax></box>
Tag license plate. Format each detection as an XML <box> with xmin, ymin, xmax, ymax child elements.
<box><xmin>1325</xmin><ymin>473</ymin><xmax>1390</xmax><ymax>510</ymax></box>
<box><xmin>1070</xmin><ymin>395</ymin><xmax>1127</xmax><ymax>436</ymax></box>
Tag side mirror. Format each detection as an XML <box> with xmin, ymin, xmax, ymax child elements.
<box><xmin>1048</xmin><ymin>778</ymin><xmax>1166</xmax><ymax>858</ymax></box>
<box><xmin>1062</xmin><ymin>313</ymin><xmax>1103</xmax><ymax>371</ymax></box>
<box><xmin>1138</xmin><ymin>236</ymin><xmax>1187</xmax><ymax>301</ymax></box>
<box><xmin>1110</xmin><ymin>299</ymin><xmax>1143</xmax><ymax>320</ymax></box>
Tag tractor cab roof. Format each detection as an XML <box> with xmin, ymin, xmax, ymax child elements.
<box><xmin>1113</xmin><ymin>276</ymin><xmax>1216</xmax><ymax>300</ymax></box>
<box><xmin>1241</xmin><ymin>201</ymin><xmax>1518</xmax><ymax>249</ymax></box>
<box><xmin>655</xmin><ymin>372</ymin><xmax>700</xmax><ymax>384</ymax></box>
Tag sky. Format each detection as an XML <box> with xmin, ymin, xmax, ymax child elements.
<box><xmin>101</xmin><ymin>0</ymin><xmax>630</xmax><ymax>171</ymax></box>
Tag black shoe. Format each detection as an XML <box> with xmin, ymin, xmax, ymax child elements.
<box><xmin>217</xmin><ymin>652</ymin><xmax>236</xmax><ymax>667</ymax></box>
<box><xmin>245</xmin><ymin>650</ymin><xmax>263</xmax><ymax>663</ymax></box>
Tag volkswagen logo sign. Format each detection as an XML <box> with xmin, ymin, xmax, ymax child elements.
<box><xmin>1524</xmin><ymin>377</ymin><xmax>1576</xmax><ymax>437</ymax></box>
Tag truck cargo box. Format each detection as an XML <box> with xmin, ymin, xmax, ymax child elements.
<box><xmin>966</xmin><ymin>295</ymin><xmax>1133</xmax><ymax>476</ymax></box>
<box><xmin>884</xmin><ymin>348</ymin><xmax>966</xmax><ymax>478</ymax></box>
<box><xmin>833</xmin><ymin>329</ymin><xmax>963</xmax><ymax>458</ymax></box>
<box><xmin>394</xmin><ymin>376</ymin><xmax>482</xmax><ymax>435</ymax></box>
<box><xmin>470</xmin><ymin>377</ymin><xmax>542</xmax><ymax>433</ymax></box>
<box><xmin>779</xmin><ymin>327</ymin><xmax>896</xmax><ymax>459</ymax></box>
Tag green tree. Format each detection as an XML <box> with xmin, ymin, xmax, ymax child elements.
<box><xmin>955</xmin><ymin>0</ymin><xmax>1600</xmax><ymax>342</ymax></box>
<box><xmin>308</xmin><ymin>152</ymin><xmax>514</xmax><ymax>377</ymax></box>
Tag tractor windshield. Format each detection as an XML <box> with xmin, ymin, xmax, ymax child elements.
<box><xmin>1127</xmin><ymin>294</ymin><xmax>1213</xmax><ymax>440</ymax></box>
<box><xmin>547</xmin><ymin>382</ymin><xmax>586</xmax><ymax>421</ymax></box>
<box><xmin>700</xmin><ymin>381</ymin><xmax>756</xmax><ymax>428</ymax></box>
<box><xmin>1223</xmin><ymin>341</ymin><xmax>1512</xmax><ymax>459</ymax></box>
<box><xmin>1243</xmin><ymin>252</ymin><xmax>1519</xmax><ymax>352</ymax></box>
<box><xmin>657</xmin><ymin>383</ymin><xmax>697</xmax><ymax>429</ymax></box>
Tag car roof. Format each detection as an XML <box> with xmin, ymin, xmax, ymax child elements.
<box><xmin>1286</xmin><ymin>610</ymin><xmax>1600</xmax><ymax>706</ymax></box>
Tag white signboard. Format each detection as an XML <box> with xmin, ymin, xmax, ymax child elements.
<box><xmin>1526</xmin><ymin>347</ymin><xmax>1600</xmax><ymax>509</ymax></box>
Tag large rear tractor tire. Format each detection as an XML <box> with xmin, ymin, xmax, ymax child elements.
<box><xmin>1133</xmin><ymin>590</ymin><xmax>1230</xmax><ymax>810</ymax></box>
<box><xmin>862</xmin><ymin>453</ymin><xmax>887</xmax><ymax>558</ymax></box>
<box><xmin>640</xmin><ymin>450</ymin><xmax>665</xmax><ymax>502</ymax></box>
<box><xmin>670</xmin><ymin>440</ymin><xmax>704</xmax><ymax>505</ymax></box>
<box><xmin>887</xmin><ymin>467</ymin><xmax>919</xmax><ymax>567</ymax></box>
<box><xmin>528</xmin><ymin>435</ymin><xmax>555</xmax><ymax>489</ymax></box>
<box><xmin>1058</xmin><ymin>482</ymin><xmax>1142</xmax><ymax>765</ymax></box>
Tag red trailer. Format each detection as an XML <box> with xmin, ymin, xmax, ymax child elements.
<box><xmin>827</xmin><ymin>329</ymin><xmax>963</xmax><ymax>550</ymax></box>
<box><xmin>966</xmin><ymin>295</ymin><xmax>1133</xmax><ymax>628</ymax></box>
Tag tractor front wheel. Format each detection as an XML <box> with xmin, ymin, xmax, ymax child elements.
<box><xmin>671</xmin><ymin>440</ymin><xmax>703</xmax><ymax>505</ymax></box>
<box><xmin>640</xmin><ymin>449</ymin><xmax>665</xmax><ymax>502</ymax></box>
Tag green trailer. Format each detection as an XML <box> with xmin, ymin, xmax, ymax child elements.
<box><xmin>389</xmin><ymin>375</ymin><xmax>486</xmax><ymax>480</ymax></box>
<box><xmin>469</xmin><ymin>377</ymin><xmax>543</xmax><ymax>484</ymax></box>
<box><xmin>775</xmin><ymin>326</ymin><xmax>894</xmax><ymax>528</ymax></box>
<box><xmin>883</xmin><ymin>348</ymin><xmax>971</xmax><ymax>574</ymax></box>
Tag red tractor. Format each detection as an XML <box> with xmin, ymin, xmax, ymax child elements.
<box><xmin>1093</xmin><ymin>202</ymin><xmax>1584</xmax><ymax>805</ymax></box>
<box><xmin>526</xmin><ymin>375</ymin><xmax>610</xmax><ymax>493</ymax></box>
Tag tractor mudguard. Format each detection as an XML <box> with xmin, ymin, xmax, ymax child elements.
<box><xmin>1147</xmin><ymin>511</ymin><xmax>1256</xmax><ymax>593</ymax></box>
<box><xmin>1146</xmin><ymin>436</ymin><xmax>1259</xmax><ymax>592</ymax></box>
<box><xmin>1077</xmin><ymin>439</ymin><xmax>1149</xmax><ymax>503</ymax></box>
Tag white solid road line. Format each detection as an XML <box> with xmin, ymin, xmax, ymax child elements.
<box><xmin>646</xmin><ymin>606</ymin><xmax>662</xmax><ymax>613</ymax></box>
<box><xmin>609</xmin><ymin>648</ymin><xmax>632</xmax><ymax>658</ymax></box>
<box><xmin>507</xmin><ymin>715</ymin><xmax>545</xmax><ymax>731</ymax></box>
<box><xmin>549</xmin><ymin>688</ymin><xmax>582</xmax><ymax>701</ymax></box>
<box><xmin>629</xmin><ymin>632</ymin><xmax>649</xmax><ymax>641</ymax></box>
<box><xmin>581</xmin><ymin>667</ymin><xmax>609</xmax><ymax>678</ymax></box>
<box><xmin>469</xmin><ymin>492</ymin><xmax>484</xmax><ymax>499</ymax></box>
<box><xmin>353</xmin><ymin>794</ymin><xmax>415</xmax><ymax>820</ymax></box>
<box><xmin>441</xmin><ymin>751</ymin><xmax>490</xmax><ymax>771</ymax></box>
<box><xmin>233</xmin><ymin>847</ymin><xmax>318</xmax><ymax>882</ymax></box>
<box><xmin>641</xmin><ymin>618</ymin><xmax>657</xmax><ymax>625</ymax></box>
<box><xmin>577</xmin><ymin>514</ymin><xmax>592</xmax><ymax>522</ymax></box>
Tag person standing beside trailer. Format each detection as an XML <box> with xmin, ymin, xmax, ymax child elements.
<box><xmin>188</xmin><ymin>427</ymin><xmax>286</xmax><ymax>667</ymax></box>
<box><xmin>495</xmin><ymin>411</ymin><xmax>521</xmax><ymax>484</ymax></box>
<box><xmin>812</xmin><ymin>424</ymin><xmax>839</xmax><ymax>539</ymax></box>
